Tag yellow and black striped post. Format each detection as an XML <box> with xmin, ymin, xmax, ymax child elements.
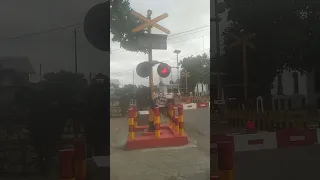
<box><xmin>217</xmin><ymin>141</ymin><xmax>234</xmax><ymax>180</ymax></box>
<box><xmin>128</xmin><ymin>108</ymin><xmax>135</xmax><ymax>140</ymax></box>
<box><xmin>133</xmin><ymin>105</ymin><xmax>138</xmax><ymax>127</ymax></box>
<box><xmin>174</xmin><ymin>116</ymin><xmax>179</xmax><ymax>133</ymax></box>
<box><xmin>178</xmin><ymin>105</ymin><xmax>184</xmax><ymax>136</ymax></box>
<box><xmin>74</xmin><ymin>139</ymin><xmax>86</xmax><ymax>180</ymax></box>
<box><xmin>168</xmin><ymin>103</ymin><xmax>174</xmax><ymax>127</ymax></box>
<box><xmin>60</xmin><ymin>149</ymin><xmax>75</xmax><ymax>180</ymax></box>
<box><xmin>154</xmin><ymin>106</ymin><xmax>161</xmax><ymax>138</ymax></box>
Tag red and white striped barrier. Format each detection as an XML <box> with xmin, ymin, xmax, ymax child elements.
<box><xmin>212</xmin><ymin>129</ymin><xmax>320</xmax><ymax>152</ymax></box>
<box><xmin>181</xmin><ymin>102</ymin><xmax>209</xmax><ymax>110</ymax></box>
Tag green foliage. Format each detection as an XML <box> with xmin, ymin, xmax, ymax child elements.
<box><xmin>179</xmin><ymin>53</ymin><xmax>210</xmax><ymax>93</ymax></box>
<box><xmin>15</xmin><ymin>71</ymin><xmax>88</xmax><ymax>172</ymax></box>
<box><xmin>110</xmin><ymin>0</ymin><xmax>147</xmax><ymax>53</ymax></box>
<box><xmin>82</xmin><ymin>73</ymin><xmax>109</xmax><ymax>155</ymax></box>
<box><xmin>222</xmin><ymin>0</ymin><xmax>320</xmax><ymax>97</ymax></box>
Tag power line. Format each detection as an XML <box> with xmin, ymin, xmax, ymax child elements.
<box><xmin>0</xmin><ymin>23</ymin><xmax>83</xmax><ymax>43</ymax></box>
<box><xmin>111</xmin><ymin>25</ymin><xmax>210</xmax><ymax>52</ymax></box>
<box><xmin>112</xmin><ymin>68</ymin><xmax>134</xmax><ymax>75</ymax></box>
<box><xmin>111</xmin><ymin>33</ymin><xmax>209</xmax><ymax>53</ymax></box>
<box><xmin>111</xmin><ymin>49</ymin><xmax>210</xmax><ymax>75</ymax></box>
<box><xmin>167</xmin><ymin>25</ymin><xmax>209</xmax><ymax>39</ymax></box>
<box><xmin>164</xmin><ymin>48</ymin><xmax>210</xmax><ymax>64</ymax></box>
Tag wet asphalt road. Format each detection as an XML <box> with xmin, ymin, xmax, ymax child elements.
<box><xmin>183</xmin><ymin>108</ymin><xmax>210</xmax><ymax>136</ymax></box>
<box><xmin>234</xmin><ymin>145</ymin><xmax>320</xmax><ymax>180</ymax></box>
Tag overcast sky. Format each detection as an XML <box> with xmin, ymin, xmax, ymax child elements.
<box><xmin>110</xmin><ymin>0</ymin><xmax>211</xmax><ymax>86</ymax></box>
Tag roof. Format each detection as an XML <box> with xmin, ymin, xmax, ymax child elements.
<box><xmin>0</xmin><ymin>57</ymin><xmax>35</xmax><ymax>74</ymax></box>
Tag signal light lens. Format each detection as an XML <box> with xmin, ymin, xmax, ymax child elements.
<box><xmin>157</xmin><ymin>63</ymin><xmax>171</xmax><ymax>78</ymax></box>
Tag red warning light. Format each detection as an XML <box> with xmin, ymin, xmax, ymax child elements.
<box><xmin>157</xmin><ymin>63</ymin><xmax>171</xmax><ymax>78</ymax></box>
<box><xmin>161</xmin><ymin>68</ymin><xmax>167</xmax><ymax>74</ymax></box>
<box><xmin>247</xmin><ymin>121</ymin><xmax>254</xmax><ymax>129</ymax></box>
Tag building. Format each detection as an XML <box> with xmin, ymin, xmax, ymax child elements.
<box><xmin>156</xmin><ymin>82</ymin><xmax>209</xmax><ymax>96</ymax></box>
<box><xmin>271</xmin><ymin>69</ymin><xmax>310</xmax><ymax>110</ymax></box>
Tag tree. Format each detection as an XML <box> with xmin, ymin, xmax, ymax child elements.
<box><xmin>179</xmin><ymin>53</ymin><xmax>210</xmax><ymax>93</ymax></box>
<box><xmin>82</xmin><ymin>73</ymin><xmax>110</xmax><ymax>156</ymax></box>
<box><xmin>110</xmin><ymin>0</ymin><xmax>147</xmax><ymax>53</ymax></box>
<box><xmin>222</xmin><ymin>0</ymin><xmax>320</xmax><ymax>101</ymax></box>
<box><xmin>15</xmin><ymin>71</ymin><xmax>87</xmax><ymax>174</ymax></box>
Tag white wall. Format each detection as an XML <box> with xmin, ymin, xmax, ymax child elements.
<box><xmin>271</xmin><ymin>70</ymin><xmax>307</xmax><ymax>96</ymax></box>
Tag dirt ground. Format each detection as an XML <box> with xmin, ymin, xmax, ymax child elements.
<box><xmin>110</xmin><ymin>114</ymin><xmax>211</xmax><ymax>180</ymax></box>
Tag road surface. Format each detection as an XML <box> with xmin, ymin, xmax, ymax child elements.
<box><xmin>183</xmin><ymin>108</ymin><xmax>210</xmax><ymax>136</ymax></box>
<box><xmin>110</xmin><ymin>114</ymin><xmax>210</xmax><ymax>180</ymax></box>
<box><xmin>234</xmin><ymin>145</ymin><xmax>320</xmax><ymax>180</ymax></box>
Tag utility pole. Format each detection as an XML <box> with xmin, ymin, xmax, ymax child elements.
<box><xmin>133</xmin><ymin>70</ymin><xmax>135</xmax><ymax>86</ymax></box>
<box><xmin>214</xmin><ymin>0</ymin><xmax>222</xmax><ymax>100</ymax></box>
<box><xmin>146</xmin><ymin>10</ymin><xmax>156</xmax><ymax>132</ymax></box>
<box><xmin>174</xmin><ymin>49</ymin><xmax>181</xmax><ymax>94</ymax></box>
<box><xmin>182</xmin><ymin>69</ymin><xmax>190</xmax><ymax>94</ymax></box>
<box><xmin>74</xmin><ymin>29</ymin><xmax>78</xmax><ymax>74</ymax></box>
<box><xmin>229</xmin><ymin>30</ymin><xmax>255</xmax><ymax>101</ymax></box>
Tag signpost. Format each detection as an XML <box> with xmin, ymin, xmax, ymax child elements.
<box><xmin>131</xmin><ymin>10</ymin><xmax>170</xmax><ymax>98</ymax></box>
<box><xmin>229</xmin><ymin>30</ymin><xmax>255</xmax><ymax>101</ymax></box>
<box><xmin>136</xmin><ymin>34</ymin><xmax>167</xmax><ymax>50</ymax></box>
<box><xmin>131</xmin><ymin>9</ymin><xmax>170</xmax><ymax>132</ymax></box>
<box><xmin>181</xmin><ymin>69</ymin><xmax>190</xmax><ymax>94</ymax></box>
<box><xmin>131</xmin><ymin>11</ymin><xmax>170</xmax><ymax>34</ymax></box>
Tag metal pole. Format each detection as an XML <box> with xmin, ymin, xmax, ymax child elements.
<box><xmin>242</xmin><ymin>37</ymin><xmax>248</xmax><ymax>100</ymax></box>
<box><xmin>214</xmin><ymin>0</ymin><xmax>222</xmax><ymax>100</ymax></box>
<box><xmin>147</xmin><ymin>10</ymin><xmax>155</xmax><ymax>132</ymax></box>
<box><xmin>147</xmin><ymin>10</ymin><xmax>154</xmax><ymax>99</ymax></box>
<box><xmin>74</xmin><ymin>29</ymin><xmax>78</xmax><ymax>74</ymax></box>
<box><xmin>133</xmin><ymin>70</ymin><xmax>135</xmax><ymax>86</ymax></box>
<box><xmin>185</xmin><ymin>70</ymin><xmax>188</xmax><ymax>94</ymax></box>
<box><xmin>176</xmin><ymin>53</ymin><xmax>180</xmax><ymax>94</ymax></box>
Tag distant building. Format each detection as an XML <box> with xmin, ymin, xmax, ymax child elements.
<box><xmin>270</xmin><ymin>69</ymin><xmax>320</xmax><ymax>110</ymax></box>
<box><xmin>156</xmin><ymin>82</ymin><xmax>209</xmax><ymax>96</ymax></box>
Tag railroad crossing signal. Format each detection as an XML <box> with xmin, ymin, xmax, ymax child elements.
<box><xmin>229</xmin><ymin>32</ymin><xmax>255</xmax><ymax>49</ymax></box>
<box><xmin>136</xmin><ymin>61</ymin><xmax>152</xmax><ymax>78</ymax></box>
<box><xmin>228</xmin><ymin>31</ymin><xmax>255</xmax><ymax>100</ymax></box>
<box><xmin>131</xmin><ymin>10</ymin><xmax>170</xmax><ymax>34</ymax></box>
<box><xmin>157</xmin><ymin>63</ymin><xmax>171</xmax><ymax>78</ymax></box>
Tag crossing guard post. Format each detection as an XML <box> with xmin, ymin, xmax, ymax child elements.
<box><xmin>154</xmin><ymin>106</ymin><xmax>161</xmax><ymax>138</ymax></box>
<box><xmin>217</xmin><ymin>141</ymin><xmax>234</xmax><ymax>180</ymax></box>
<box><xmin>178</xmin><ymin>105</ymin><xmax>184</xmax><ymax>136</ymax></box>
<box><xmin>60</xmin><ymin>149</ymin><xmax>75</xmax><ymax>180</ymax></box>
<box><xmin>74</xmin><ymin>139</ymin><xmax>86</xmax><ymax>180</ymax></box>
<box><xmin>128</xmin><ymin>108</ymin><xmax>135</xmax><ymax>140</ymax></box>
